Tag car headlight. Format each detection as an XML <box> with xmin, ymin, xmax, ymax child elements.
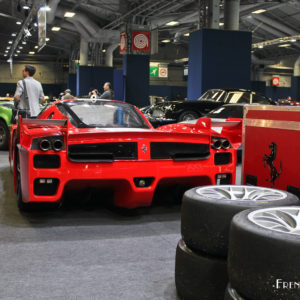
<box><xmin>211</xmin><ymin>136</ymin><xmax>231</xmax><ymax>150</ymax></box>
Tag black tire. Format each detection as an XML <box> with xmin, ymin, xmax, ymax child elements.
<box><xmin>228</xmin><ymin>207</ymin><xmax>300</xmax><ymax>300</ymax></box>
<box><xmin>16</xmin><ymin>154</ymin><xmax>38</xmax><ymax>212</ymax></box>
<box><xmin>178</xmin><ymin>110</ymin><xmax>199</xmax><ymax>122</ymax></box>
<box><xmin>181</xmin><ymin>185</ymin><xmax>299</xmax><ymax>257</ymax></box>
<box><xmin>0</xmin><ymin>119</ymin><xmax>9</xmax><ymax>150</ymax></box>
<box><xmin>175</xmin><ymin>239</ymin><xmax>228</xmax><ymax>300</ymax></box>
<box><xmin>224</xmin><ymin>283</ymin><xmax>249</xmax><ymax>300</ymax></box>
<box><xmin>17</xmin><ymin>167</ymin><xmax>33</xmax><ymax>212</ymax></box>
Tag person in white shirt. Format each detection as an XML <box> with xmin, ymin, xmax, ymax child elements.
<box><xmin>14</xmin><ymin>64</ymin><xmax>44</xmax><ymax>118</ymax></box>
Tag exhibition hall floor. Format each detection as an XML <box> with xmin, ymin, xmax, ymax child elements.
<box><xmin>0</xmin><ymin>151</ymin><xmax>241</xmax><ymax>299</ymax></box>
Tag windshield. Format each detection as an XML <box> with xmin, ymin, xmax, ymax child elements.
<box><xmin>206</xmin><ymin>105</ymin><xmax>244</xmax><ymax>119</ymax></box>
<box><xmin>198</xmin><ymin>90</ymin><xmax>226</xmax><ymax>101</ymax></box>
<box><xmin>59</xmin><ymin>99</ymin><xmax>149</xmax><ymax>129</ymax></box>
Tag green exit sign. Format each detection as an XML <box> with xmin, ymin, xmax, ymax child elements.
<box><xmin>150</xmin><ymin>66</ymin><xmax>158</xmax><ymax>77</ymax></box>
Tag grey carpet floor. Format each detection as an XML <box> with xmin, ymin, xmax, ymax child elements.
<box><xmin>0</xmin><ymin>151</ymin><xmax>181</xmax><ymax>300</ymax></box>
<box><xmin>0</xmin><ymin>150</ymin><xmax>241</xmax><ymax>300</ymax></box>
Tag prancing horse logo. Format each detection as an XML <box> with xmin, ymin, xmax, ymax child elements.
<box><xmin>141</xmin><ymin>144</ymin><xmax>147</xmax><ymax>153</ymax></box>
<box><xmin>263</xmin><ymin>142</ymin><xmax>282</xmax><ymax>187</ymax></box>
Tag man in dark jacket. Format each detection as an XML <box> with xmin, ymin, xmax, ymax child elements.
<box><xmin>100</xmin><ymin>82</ymin><xmax>114</xmax><ymax>99</ymax></box>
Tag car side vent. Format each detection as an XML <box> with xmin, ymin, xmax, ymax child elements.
<box><xmin>151</xmin><ymin>142</ymin><xmax>210</xmax><ymax>161</ymax></box>
<box><xmin>34</xmin><ymin>155</ymin><xmax>60</xmax><ymax>169</ymax></box>
<box><xmin>214</xmin><ymin>153</ymin><xmax>231</xmax><ymax>165</ymax></box>
<box><xmin>68</xmin><ymin>142</ymin><xmax>138</xmax><ymax>162</ymax></box>
<box><xmin>34</xmin><ymin>178</ymin><xmax>59</xmax><ymax>196</ymax></box>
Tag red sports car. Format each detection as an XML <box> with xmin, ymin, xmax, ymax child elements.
<box><xmin>9</xmin><ymin>99</ymin><xmax>236</xmax><ymax>211</ymax></box>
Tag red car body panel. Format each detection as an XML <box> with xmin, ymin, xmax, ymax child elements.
<box><xmin>10</xmin><ymin>99</ymin><xmax>236</xmax><ymax>209</ymax></box>
<box><xmin>157</xmin><ymin>117</ymin><xmax>243</xmax><ymax>151</ymax></box>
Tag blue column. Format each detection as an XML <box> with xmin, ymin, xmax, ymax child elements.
<box><xmin>68</xmin><ymin>74</ymin><xmax>77</xmax><ymax>96</ymax></box>
<box><xmin>113</xmin><ymin>69</ymin><xmax>124</xmax><ymax>101</ymax></box>
<box><xmin>187</xmin><ymin>29</ymin><xmax>252</xmax><ymax>100</ymax></box>
<box><xmin>291</xmin><ymin>76</ymin><xmax>300</xmax><ymax>100</ymax></box>
<box><xmin>123</xmin><ymin>54</ymin><xmax>149</xmax><ymax>107</ymax></box>
<box><xmin>251</xmin><ymin>81</ymin><xmax>266</xmax><ymax>95</ymax></box>
<box><xmin>76</xmin><ymin>66</ymin><xmax>114</xmax><ymax>97</ymax></box>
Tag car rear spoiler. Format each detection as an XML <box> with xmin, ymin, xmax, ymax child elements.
<box><xmin>195</xmin><ymin>118</ymin><xmax>242</xmax><ymax>130</ymax></box>
<box><xmin>22</xmin><ymin>119</ymin><xmax>67</xmax><ymax>127</ymax></box>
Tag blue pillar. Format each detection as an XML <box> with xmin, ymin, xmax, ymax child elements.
<box><xmin>76</xmin><ymin>66</ymin><xmax>114</xmax><ymax>97</ymax></box>
<box><xmin>113</xmin><ymin>69</ymin><xmax>124</xmax><ymax>101</ymax></box>
<box><xmin>251</xmin><ymin>81</ymin><xmax>266</xmax><ymax>95</ymax></box>
<box><xmin>68</xmin><ymin>74</ymin><xmax>77</xmax><ymax>96</ymax></box>
<box><xmin>123</xmin><ymin>55</ymin><xmax>149</xmax><ymax>107</ymax></box>
<box><xmin>187</xmin><ymin>29</ymin><xmax>252</xmax><ymax>100</ymax></box>
<box><xmin>291</xmin><ymin>76</ymin><xmax>300</xmax><ymax>100</ymax></box>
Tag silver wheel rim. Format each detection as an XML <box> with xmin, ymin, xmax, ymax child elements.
<box><xmin>195</xmin><ymin>185</ymin><xmax>287</xmax><ymax>202</ymax></box>
<box><xmin>182</xmin><ymin>114</ymin><xmax>196</xmax><ymax>121</ymax></box>
<box><xmin>0</xmin><ymin>126</ymin><xmax>5</xmax><ymax>144</ymax></box>
<box><xmin>248</xmin><ymin>207</ymin><xmax>300</xmax><ymax>235</ymax></box>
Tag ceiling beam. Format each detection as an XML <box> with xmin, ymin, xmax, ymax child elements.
<box><xmin>8</xmin><ymin>0</ymin><xmax>43</xmax><ymax>59</ymax></box>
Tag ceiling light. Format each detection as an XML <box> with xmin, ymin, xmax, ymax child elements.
<box><xmin>64</xmin><ymin>11</ymin><xmax>76</xmax><ymax>18</ymax></box>
<box><xmin>34</xmin><ymin>22</ymin><xmax>38</xmax><ymax>27</ymax></box>
<box><xmin>11</xmin><ymin>33</ymin><xmax>17</xmax><ymax>36</ymax></box>
<box><xmin>165</xmin><ymin>21</ymin><xmax>179</xmax><ymax>26</ymax></box>
<box><xmin>161</xmin><ymin>39</ymin><xmax>171</xmax><ymax>43</ymax></box>
<box><xmin>16</xmin><ymin>50</ymin><xmax>20</xmax><ymax>53</ymax></box>
<box><xmin>184</xmin><ymin>33</ymin><xmax>190</xmax><ymax>37</ymax></box>
<box><xmin>19</xmin><ymin>46</ymin><xmax>23</xmax><ymax>49</ymax></box>
<box><xmin>46</xmin><ymin>37</ymin><xmax>50</xmax><ymax>41</ymax></box>
<box><xmin>4</xmin><ymin>54</ymin><xmax>7</xmax><ymax>57</ymax></box>
<box><xmin>6</xmin><ymin>46</ymin><xmax>11</xmax><ymax>49</ymax></box>
<box><xmin>102</xmin><ymin>49</ymin><xmax>106</xmax><ymax>53</ymax></box>
<box><xmin>252</xmin><ymin>9</ymin><xmax>266</xmax><ymax>14</ymax></box>
<box><xmin>278</xmin><ymin>43</ymin><xmax>291</xmax><ymax>47</ymax></box>
<box><xmin>51</xmin><ymin>26</ymin><xmax>61</xmax><ymax>31</ymax></box>
<box><xmin>8</xmin><ymin>41</ymin><xmax>13</xmax><ymax>44</ymax></box>
<box><xmin>29</xmin><ymin>51</ymin><xmax>35</xmax><ymax>55</ymax></box>
<box><xmin>34</xmin><ymin>45</ymin><xmax>38</xmax><ymax>49</ymax></box>
<box><xmin>258</xmin><ymin>45</ymin><xmax>263</xmax><ymax>49</ymax></box>
<box><xmin>40</xmin><ymin>5</ymin><xmax>51</xmax><ymax>11</ymax></box>
<box><xmin>291</xmin><ymin>39</ymin><xmax>297</xmax><ymax>42</ymax></box>
<box><xmin>16</xmin><ymin>21</ymin><xmax>22</xmax><ymax>25</ymax></box>
<box><xmin>219</xmin><ymin>22</ymin><xmax>224</xmax><ymax>26</ymax></box>
<box><xmin>5</xmin><ymin>50</ymin><xmax>8</xmax><ymax>53</ymax></box>
<box><xmin>23</xmin><ymin>5</ymin><xmax>30</xmax><ymax>10</ymax></box>
<box><xmin>14</xmin><ymin>54</ymin><xmax>18</xmax><ymax>57</ymax></box>
<box><xmin>22</xmin><ymin>41</ymin><xmax>27</xmax><ymax>44</ymax></box>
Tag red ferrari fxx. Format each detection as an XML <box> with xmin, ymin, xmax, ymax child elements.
<box><xmin>9</xmin><ymin>99</ymin><xmax>236</xmax><ymax>211</ymax></box>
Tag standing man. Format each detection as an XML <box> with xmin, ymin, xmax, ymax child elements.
<box><xmin>99</xmin><ymin>82</ymin><xmax>114</xmax><ymax>99</ymax></box>
<box><xmin>14</xmin><ymin>64</ymin><xmax>44</xmax><ymax>118</ymax></box>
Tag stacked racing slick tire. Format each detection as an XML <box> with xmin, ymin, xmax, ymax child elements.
<box><xmin>175</xmin><ymin>185</ymin><xmax>299</xmax><ymax>300</ymax></box>
<box><xmin>228</xmin><ymin>207</ymin><xmax>300</xmax><ymax>300</ymax></box>
<box><xmin>181</xmin><ymin>185</ymin><xmax>299</xmax><ymax>257</ymax></box>
<box><xmin>175</xmin><ymin>239</ymin><xmax>228</xmax><ymax>300</ymax></box>
<box><xmin>224</xmin><ymin>283</ymin><xmax>249</xmax><ymax>300</ymax></box>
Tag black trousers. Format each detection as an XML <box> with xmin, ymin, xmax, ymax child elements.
<box><xmin>11</xmin><ymin>109</ymin><xmax>32</xmax><ymax>124</ymax></box>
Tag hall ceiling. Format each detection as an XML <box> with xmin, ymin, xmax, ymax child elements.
<box><xmin>0</xmin><ymin>0</ymin><xmax>299</xmax><ymax>63</ymax></box>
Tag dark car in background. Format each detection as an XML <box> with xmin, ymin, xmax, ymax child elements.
<box><xmin>144</xmin><ymin>89</ymin><xmax>275</xmax><ymax>126</ymax></box>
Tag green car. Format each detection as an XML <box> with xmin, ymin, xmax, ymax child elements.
<box><xmin>0</xmin><ymin>101</ymin><xmax>13</xmax><ymax>150</ymax></box>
